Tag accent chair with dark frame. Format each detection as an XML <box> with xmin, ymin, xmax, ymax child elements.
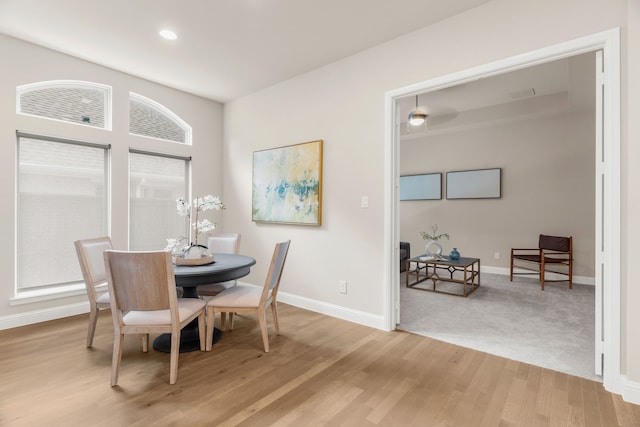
<box><xmin>510</xmin><ymin>234</ymin><xmax>573</xmax><ymax>291</ymax></box>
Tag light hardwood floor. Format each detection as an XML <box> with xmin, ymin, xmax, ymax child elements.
<box><xmin>1</xmin><ymin>304</ymin><xmax>638</xmax><ymax>426</ymax></box>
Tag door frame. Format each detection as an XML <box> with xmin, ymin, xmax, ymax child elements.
<box><xmin>383</xmin><ymin>28</ymin><xmax>621</xmax><ymax>393</ymax></box>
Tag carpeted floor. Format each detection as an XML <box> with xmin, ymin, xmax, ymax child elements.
<box><xmin>398</xmin><ymin>271</ymin><xmax>600</xmax><ymax>382</ymax></box>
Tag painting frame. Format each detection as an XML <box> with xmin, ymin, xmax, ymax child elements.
<box><xmin>446</xmin><ymin>168</ymin><xmax>502</xmax><ymax>199</ymax></box>
<box><xmin>399</xmin><ymin>173</ymin><xmax>442</xmax><ymax>201</ymax></box>
<box><xmin>252</xmin><ymin>139</ymin><xmax>323</xmax><ymax>225</ymax></box>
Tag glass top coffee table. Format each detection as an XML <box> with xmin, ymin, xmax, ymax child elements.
<box><xmin>405</xmin><ymin>255</ymin><xmax>480</xmax><ymax>297</ymax></box>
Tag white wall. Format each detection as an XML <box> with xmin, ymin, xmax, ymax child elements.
<box><xmin>0</xmin><ymin>34</ymin><xmax>223</xmax><ymax>326</ymax></box>
<box><xmin>400</xmin><ymin>109</ymin><xmax>595</xmax><ymax>279</ymax></box>
<box><xmin>222</xmin><ymin>0</ymin><xmax>639</xmax><ymax>393</ymax></box>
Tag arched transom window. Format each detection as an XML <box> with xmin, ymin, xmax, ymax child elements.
<box><xmin>16</xmin><ymin>80</ymin><xmax>112</xmax><ymax>129</ymax></box>
<box><xmin>129</xmin><ymin>92</ymin><xmax>192</xmax><ymax>145</ymax></box>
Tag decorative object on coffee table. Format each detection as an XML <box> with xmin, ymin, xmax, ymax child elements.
<box><xmin>420</xmin><ymin>224</ymin><xmax>449</xmax><ymax>259</ymax></box>
<box><xmin>425</xmin><ymin>241</ymin><xmax>443</xmax><ymax>256</ymax></box>
<box><xmin>449</xmin><ymin>248</ymin><xmax>460</xmax><ymax>260</ymax></box>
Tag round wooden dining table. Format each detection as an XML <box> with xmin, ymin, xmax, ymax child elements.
<box><xmin>153</xmin><ymin>253</ymin><xmax>256</xmax><ymax>353</ymax></box>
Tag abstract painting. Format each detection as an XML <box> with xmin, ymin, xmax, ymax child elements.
<box><xmin>252</xmin><ymin>139</ymin><xmax>323</xmax><ymax>225</ymax></box>
<box><xmin>446</xmin><ymin>168</ymin><xmax>501</xmax><ymax>199</ymax></box>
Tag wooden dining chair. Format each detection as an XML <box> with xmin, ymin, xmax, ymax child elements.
<box><xmin>74</xmin><ymin>236</ymin><xmax>113</xmax><ymax>348</ymax></box>
<box><xmin>197</xmin><ymin>233</ymin><xmax>241</xmax><ymax>298</ymax></box>
<box><xmin>103</xmin><ymin>250</ymin><xmax>206</xmax><ymax>385</ymax></box>
<box><xmin>205</xmin><ymin>240</ymin><xmax>290</xmax><ymax>352</ymax></box>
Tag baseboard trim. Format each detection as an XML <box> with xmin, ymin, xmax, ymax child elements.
<box><xmin>0</xmin><ymin>301</ymin><xmax>89</xmax><ymax>330</ymax></box>
<box><xmin>481</xmin><ymin>266</ymin><xmax>595</xmax><ymax>286</ymax></box>
<box><xmin>0</xmin><ymin>282</ymin><xmax>386</xmax><ymax>332</ymax></box>
<box><xmin>278</xmin><ymin>292</ymin><xmax>385</xmax><ymax>330</ymax></box>
<box><xmin>236</xmin><ymin>280</ymin><xmax>385</xmax><ymax>330</ymax></box>
<box><xmin>622</xmin><ymin>376</ymin><xmax>640</xmax><ymax>405</ymax></box>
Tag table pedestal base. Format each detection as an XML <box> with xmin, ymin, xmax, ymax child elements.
<box><xmin>152</xmin><ymin>322</ymin><xmax>221</xmax><ymax>353</ymax></box>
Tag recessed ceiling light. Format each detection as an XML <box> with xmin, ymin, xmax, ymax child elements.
<box><xmin>159</xmin><ymin>29</ymin><xmax>177</xmax><ymax>40</ymax></box>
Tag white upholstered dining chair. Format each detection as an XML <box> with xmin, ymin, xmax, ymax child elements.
<box><xmin>205</xmin><ymin>240</ymin><xmax>290</xmax><ymax>352</ymax></box>
<box><xmin>196</xmin><ymin>233</ymin><xmax>242</xmax><ymax>298</ymax></box>
<box><xmin>74</xmin><ymin>236</ymin><xmax>113</xmax><ymax>348</ymax></box>
<box><xmin>103</xmin><ymin>250</ymin><xmax>206</xmax><ymax>385</ymax></box>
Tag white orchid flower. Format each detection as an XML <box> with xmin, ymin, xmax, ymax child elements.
<box><xmin>176</xmin><ymin>198</ymin><xmax>190</xmax><ymax>217</ymax></box>
<box><xmin>196</xmin><ymin>194</ymin><xmax>224</xmax><ymax>212</ymax></box>
<box><xmin>194</xmin><ymin>219</ymin><xmax>216</xmax><ymax>233</ymax></box>
<box><xmin>164</xmin><ymin>238</ymin><xmax>180</xmax><ymax>252</ymax></box>
<box><xmin>168</xmin><ymin>194</ymin><xmax>223</xmax><ymax>250</ymax></box>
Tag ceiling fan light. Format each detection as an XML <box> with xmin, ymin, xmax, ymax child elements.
<box><xmin>408</xmin><ymin>111</ymin><xmax>427</xmax><ymax>126</ymax></box>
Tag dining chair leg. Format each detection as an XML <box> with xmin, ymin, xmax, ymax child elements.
<box><xmin>169</xmin><ymin>331</ymin><xmax>180</xmax><ymax>385</ymax></box>
<box><xmin>220</xmin><ymin>312</ymin><xmax>227</xmax><ymax>331</ymax></box>
<box><xmin>141</xmin><ymin>334</ymin><xmax>149</xmax><ymax>352</ymax></box>
<box><xmin>228</xmin><ymin>312</ymin><xmax>235</xmax><ymax>330</ymax></box>
<box><xmin>271</xmin><ymin>301</ymin><xmax>280</xmax><ymax>335</ymax></box>
<box><xmin>86</xmin><ymin>305</ymin><xmax>99</xmax><ymax>348</ymax></box>
<box><xmin>258</xmin><ymin>309</ymin><xmax>270</xmax><ymax>353</ymax></box>
<box><xmin>111</xmin><ymin>333</ymin><xmax>124</xmax><ymax>387</ymax></box>
<box><xmin>197</xmin><ymin>313</ymin><xmax>206</xmax><ymax>351</ymax></box>
<box><xmin>205</xmin><ymin>307</ymin><xmax>215</xmax><ymax>351</ymax></box>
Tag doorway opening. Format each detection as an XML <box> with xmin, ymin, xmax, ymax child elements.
<box><xmin>384</xmin><ymin>29</ymin><xmax>621</xmax><ymax>394</ymax></box>
<box><xmin>398</xmin><ymin>52</ymin><xmax>597</xmax><ymax>381</ymax></box>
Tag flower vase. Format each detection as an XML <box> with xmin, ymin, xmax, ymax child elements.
<box><xmin>425</xmin><ymin>240</ymin><xmax>443</xmax><ymax>256</ymax></box>
<box><xmin>449</xmin><ymin>247</ymin><xmax>460</xmax><ymax>260</ymax></box>
<box><xmin>183</xmin><ymin>244</ymin><xmax>202</xmax><ymax>259</ymax></box>
<box><xmin>175</xmin><ymin>244</ymin><xmax>214</xmax><ymax>266</ymax></box>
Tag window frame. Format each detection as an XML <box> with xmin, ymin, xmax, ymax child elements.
<box><xmin>129</xmin><ymin>92</ymin><xmax>193</xmax><ymax>145</ymax></box>
<box><xmin>16</xmin><ymin>80</ymin><xmax>112</xmax><ymax>130</ymax></box>
<box><xmin>128</xmin><ymin>149</ymin><xmax>192</xmax><ymax>251</ymax></box>
<box><xmin>13</xmin><ymin>131</ymin><xmax>111</xmax><ymax>303</ymax></box>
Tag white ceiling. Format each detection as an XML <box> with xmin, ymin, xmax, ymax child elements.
<box><xmin>0</xmin><ymin>0</ymin><xmax>493</xmax><ymax>102</ymax></box>
<box><xmin>398</xmin><ymin>52</ymin><xmax>595</xmax><ymax>136</ymax></box>
<box><xmin>399</xmin><ymin>59</ymin><xmax>571</xmax><ymax>117</ymax></box>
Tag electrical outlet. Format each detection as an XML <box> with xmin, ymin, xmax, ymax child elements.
<box><xmin>338</xmin><ymin>280</ymin><xmax>347</xmax><ymax>294</ymax></box>
<box><xmin>494</xmin><ymin>252</ymin><xmax>501</xmax><ymax>259</ymax></box>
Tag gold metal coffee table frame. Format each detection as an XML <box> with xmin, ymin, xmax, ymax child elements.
<box><xmin>405</xmin><ymin>255</ymin><xmax>480</xmax><ymax>297</ymax></box>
